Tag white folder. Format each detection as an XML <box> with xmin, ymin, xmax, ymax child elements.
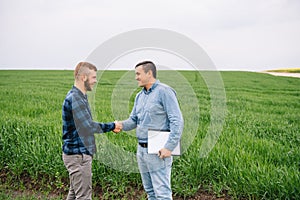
<box><xmin>148</xmin><ymin>129</ymin><xmax>181</xmax><ymax>156</ymax></box>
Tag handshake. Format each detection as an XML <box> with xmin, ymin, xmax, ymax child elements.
<box><xmin>113</xmin><ymin>121</ymin><xmax>123</xmax><ymax>133</ymax></box>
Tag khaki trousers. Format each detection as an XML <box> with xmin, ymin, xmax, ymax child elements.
<box><xmin>62</xmin><ymin>153</ymin><xmax>92</xmax><ymax>200</ymax></box>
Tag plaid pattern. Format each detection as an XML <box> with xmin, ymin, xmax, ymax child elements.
<box><xmin>62</xmin><ymin>86</ymin><xmax>115</xmax><ymax>155</ymax></box>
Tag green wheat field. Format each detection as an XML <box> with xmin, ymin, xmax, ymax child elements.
<box><xmin>0</xmin><ymin>70</ymin><xmax>299</xmax><ymax>199</ymax></box>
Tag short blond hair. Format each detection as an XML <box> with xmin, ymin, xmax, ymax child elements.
<box><xmin>74</xmin><ymin>62</ymin><xmax>97</xmax><ymax>80</ymax></box>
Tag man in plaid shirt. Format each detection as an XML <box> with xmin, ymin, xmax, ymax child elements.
<box><xmin>62</xmin><ymin>62</ymin><xmax>122</xmax><ymax>200</ymax></box>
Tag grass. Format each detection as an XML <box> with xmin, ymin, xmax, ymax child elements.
<box><xmin>0</xmin><ymin>70</ymin><xmax>299</xmax><ymax>199</ymax></box>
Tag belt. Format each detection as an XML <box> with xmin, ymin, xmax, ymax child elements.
<box><xmin>139</xmin><ymin>143</ymin><xmax>148</xmax><ymax>148</ymax></box>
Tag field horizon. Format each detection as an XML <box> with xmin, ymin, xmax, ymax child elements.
<box><xmin>1</xmin><ymin>67</ymin><xmax>299</xmax><ymax>73</ymax></box>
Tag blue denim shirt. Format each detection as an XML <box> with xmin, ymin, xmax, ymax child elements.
<box><xmin>122</xmin><ymin>80</ymin><xmax>184</xmax><ymax>151</ymax></box>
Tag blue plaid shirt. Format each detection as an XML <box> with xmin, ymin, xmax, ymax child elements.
<box><xmin>62</xmin><ymin>86</ymin><xmax>115</xmax><ymax>155</ymax></box>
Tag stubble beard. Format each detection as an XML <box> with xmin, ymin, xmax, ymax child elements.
<box><xmin>84</xmin><ymin>79</ymin><xmax>92</xmax><ymax>91</ymax></box>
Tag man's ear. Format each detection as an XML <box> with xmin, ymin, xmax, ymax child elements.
<box><xmin>147</xmin><ymin>70</ymin><xmax>153</xmax><ymax>77</ymax></box>
<box><xmin>82</xmin><ymin>74</ymin><xmax>88</xmax><ymax>81</ymax></box>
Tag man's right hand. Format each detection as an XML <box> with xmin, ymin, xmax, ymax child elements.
<box><xmin>113</xmin><ymin>121</ymin><xmax>123</xmax><ymax>133</ymax></box>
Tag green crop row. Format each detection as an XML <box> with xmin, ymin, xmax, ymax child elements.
<box><xmin>0</xmin><ymin>70</ymin><xmax>299</xmax><ymax>199</ymax></box>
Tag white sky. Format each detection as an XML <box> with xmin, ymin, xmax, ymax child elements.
<box><xmin>0</xmin><ymin>0</ymin><xmax>300</xmax><ymax>71</ymax></box>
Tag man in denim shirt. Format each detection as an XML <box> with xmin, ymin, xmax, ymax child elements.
<box><xmin>62</xmin><ymin>62</ymin><xmax>122</xmax><ymax>200</ymax></box>
<box><xmin>121</xmin><ymin>61</ymin><xmax>184</xmax><ymax>199</ymax></box>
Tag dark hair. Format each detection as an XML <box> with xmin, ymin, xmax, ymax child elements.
<box><xmin>135</xmin><ymin>61</ymin><xmax>157</xmax><ymax>78</ymax></box>
<box><xmin>74</xmin><ymin>62</ymin><xmax>97</xmax><ymax>79</ymax></box>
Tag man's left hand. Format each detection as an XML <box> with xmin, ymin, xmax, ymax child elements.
<box><xmin>158</xmin><ymin>148</ymin><xmax>172</xmax><ymax>159</ymax></box>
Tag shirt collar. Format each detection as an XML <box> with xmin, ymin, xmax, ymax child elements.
<box><xmin>142</xmin><ymin>80</ymin><xmax>160</xmax><ymax>94</ymax></box>
<box><xmin>72</xmin><ymin>85</ymin><xmax>87</xmax><ymax>99</ymax></box>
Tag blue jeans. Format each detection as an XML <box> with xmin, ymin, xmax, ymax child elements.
<box><xmin>137</xmin><ymin>145</ymin><xmax>173</xmax><ymax>200</ymax></box>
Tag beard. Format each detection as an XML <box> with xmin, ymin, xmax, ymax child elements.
<box><xmin>84</xmin><ymin>79</ymin><xmax>92</xmax><ymax>91</ymax></box>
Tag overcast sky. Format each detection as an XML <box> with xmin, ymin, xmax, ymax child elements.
<box><xmin>0</xmin><ymin>0</ymin><xmax>299</xmax><ymax>71</ymax></box>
